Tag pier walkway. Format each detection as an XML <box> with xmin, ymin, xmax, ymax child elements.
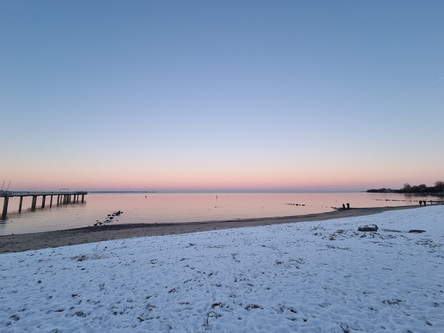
<box><xmin>1</xmin><ymin>190</ymin><xmax>87</xmax><ymax>219</ymax></box>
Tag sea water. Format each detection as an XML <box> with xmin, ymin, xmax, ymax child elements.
<box><xmin>0</xmin><ymin>192</ymin><xmax>431</xmax><ymax>235</ymax></box>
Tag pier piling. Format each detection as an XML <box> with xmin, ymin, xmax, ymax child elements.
<box><xmin>18</xmin><ymin>196</ymin><xmax>24</xmax><ymax>213</ymax></box>
<box><xmin>2</xmin><ymin>194</ymin><xmax>9</xmax><ymax>220</ymax></box>
<box><xmin>31</xmin><ymin>196</ymin><xmax>37</xmax><ymax>211</ymax></box>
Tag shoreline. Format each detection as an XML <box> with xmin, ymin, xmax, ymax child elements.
<box><xmin>0</xmin><ymin>205</ymin><xmax>424</xmax><ymax>254</ymax></box>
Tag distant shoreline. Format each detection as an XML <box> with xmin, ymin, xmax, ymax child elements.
<box><xmin>0</xmin><ymin>205</ymin><xmax>427</xmax><ymax>254</ymax></box>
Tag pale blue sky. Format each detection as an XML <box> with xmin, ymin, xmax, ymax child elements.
<box><xmin>1</xmin><ymin>1</ymin><xmax>443</xmax><ymax>191</ymax></box>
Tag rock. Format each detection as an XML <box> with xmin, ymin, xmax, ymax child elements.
<box><xmin>358</xmin><ymin>224</ymin><xmax>378</xmax><ymax>232</ymax></box>
<box><xmin>408</xmin><ymin>229</ymin><xmax>426</xmax><ymax>233</ymax></box>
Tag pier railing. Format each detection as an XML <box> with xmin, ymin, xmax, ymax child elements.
<box><xmin>1</xmin><ymin>190</ymin><xmax>88</xmax><ymax>219</ymax></box>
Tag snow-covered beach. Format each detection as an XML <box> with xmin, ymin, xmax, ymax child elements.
<box><xmin>1</xmin><ymin>205</ymin><xmax>443</xmax><ymax>332</ymax></box>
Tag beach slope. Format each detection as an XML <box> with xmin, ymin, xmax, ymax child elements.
<box><xmin>0</xmin><ymin>205</ymin><xmax>420</xmax><ymax>254</ymax></box>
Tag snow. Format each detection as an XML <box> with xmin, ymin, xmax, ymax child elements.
<box><xmin>1</xmin><ymin>206</ymin><xmax>443</xmax><ymax>332</ymax></box>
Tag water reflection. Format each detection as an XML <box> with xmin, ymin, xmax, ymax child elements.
<box><xmin>0</xmin><ymin>192</ymin><xmax>436</xmax><ymax>235</ymax></box>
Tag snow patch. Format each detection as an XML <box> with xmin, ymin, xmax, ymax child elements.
<box><xmin>1</xmin><ymin>206</ymin><xmax>443</xmax><ymax>332</ymax></box>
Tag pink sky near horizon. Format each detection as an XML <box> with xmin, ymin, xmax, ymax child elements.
<box><xmin>3</xmin><ymin>159</ymin><xmax>442</xmax><ymax>192</ymax></box>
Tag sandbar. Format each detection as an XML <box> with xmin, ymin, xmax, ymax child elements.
<box><xmin>0</xmin><ymin>205</ymin><xmax>422</xmax><ymax>254</ymax></box>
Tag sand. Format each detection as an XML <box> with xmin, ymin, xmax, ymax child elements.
<box><xmin>0</xmin><ymin>206</ymin><xmax>422</xmax><ymax>254</ymax></box>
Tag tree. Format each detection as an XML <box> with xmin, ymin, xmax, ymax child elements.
<box><xmin>435</xmin><ymin>181</ymin><xmax>444</xmax><ymax>192</ymax></box>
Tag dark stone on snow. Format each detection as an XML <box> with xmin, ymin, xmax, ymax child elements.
<box><xmin>358</xmin><ymin>224</ymin><xmax>378</xmax><ymax>232</ymax></box>
<box><xmin>408</xmin><ymin>229</ymin><xmax>426</xmax><ymax>233</ymax></box>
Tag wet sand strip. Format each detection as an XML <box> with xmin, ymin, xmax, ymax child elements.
<box><xmin>0</xmin><ymin>206</ymin><xmax>422</xmax><ymax>254</ymax></box>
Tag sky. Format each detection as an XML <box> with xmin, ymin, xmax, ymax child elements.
<box><xmin>1</xmin><ymin>0</ymin><xmax>443</xmax><ymax>192</ymax></box>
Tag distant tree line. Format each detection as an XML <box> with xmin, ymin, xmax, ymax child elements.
<box><xmin>367</xmin><ymin>181</ymin><xmax>444</xmax><ymax>195</ymax></box>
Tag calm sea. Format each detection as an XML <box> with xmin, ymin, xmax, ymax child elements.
<box><xmin>0</xmin><ymin>192</ymin><xmax>430</xmax><ymax>235</ymax></box>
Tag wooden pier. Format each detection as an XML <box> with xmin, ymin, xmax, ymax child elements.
<box><xmin>1</xmin><ymin>190</ymin><xmax>87</xmax><ymax>219</ymax></box>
